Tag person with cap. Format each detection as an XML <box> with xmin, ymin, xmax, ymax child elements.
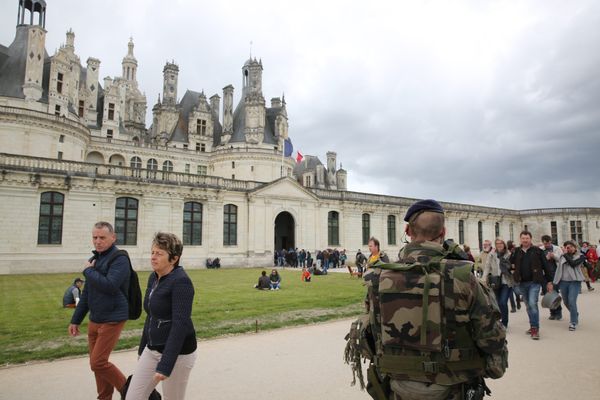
<box><xmin>551</xmin><ymin>241</ymin><xmax>586</xmax><ymax>331</ymax></box>
<box><xmin>347</xmin><ymin>199</ymin><xmax>507</xmax><ymax>400</ymax></box>
<box><xmin>62</xmin><ymin>277</ymin><xmax>84</xmax><ymax>308</ymax></box>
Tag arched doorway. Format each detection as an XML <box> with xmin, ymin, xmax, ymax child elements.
<box><xmin>274</xmin><ymin>212</ymin><xmax>295</xmax><ymax>251</ymax></box>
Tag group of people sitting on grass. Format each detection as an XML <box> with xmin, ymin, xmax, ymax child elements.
<box><xmin>254</xmin><ymin>269</ymin><xmax>282</xmax><ymax>290</ymax></box>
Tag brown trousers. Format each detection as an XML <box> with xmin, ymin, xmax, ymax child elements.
<box><xmin>88</xmin><ymin>321</ymin><xmax>127</xmax><ymax>400</ymax></box>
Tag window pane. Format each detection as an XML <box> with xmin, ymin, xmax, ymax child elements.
<box><xmin>184</xmin><ymin>211</ymin><xmax>191</xmax><ymax>222</ymax></box>
<box><xmin>115</xmin><ymin>208</ymin><xmax>125</xmax><ymax>219</ymax></box>
<box><xmin>41</xmin><ymin>192</ymin><xmax>52</xmax><ymax>202</ymax></box>
<box><xmin>127</xmin><ymin>209</ymin><xmax>137</xmax><ymax>219</ymax></box>
<box><xmin>40</xmin><ymin>204</ymin><xmax>51</xmax><ymax>215</ymax></box>
<box><xmin>53</xmin><ymin>205</ymin><xmax>63</xmax><ymax>215</ymax></box>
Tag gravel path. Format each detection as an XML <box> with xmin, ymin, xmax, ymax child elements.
<box><xmin>1</xmin><ymin>283</ymin><xmax>599</xmax><ymax>399</ymax></box>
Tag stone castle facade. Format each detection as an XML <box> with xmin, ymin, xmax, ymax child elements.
<box><xmin>0</xmin><ymin>1</ymin><xmax>598</xmax><ymax>273</ymax></box>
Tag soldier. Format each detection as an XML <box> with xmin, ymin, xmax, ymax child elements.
<box><xmin>345</xmin><ymin>199</ymin><xmax>508</xmax><ymax>400</ymax></box>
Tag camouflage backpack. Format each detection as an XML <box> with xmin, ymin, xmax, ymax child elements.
<box><xmin>345</xmin><ymin>245</ymin><xmax>507</xmax><ymax>394</ymax></box>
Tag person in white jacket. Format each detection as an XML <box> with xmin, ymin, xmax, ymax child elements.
<box><xmin>551</xmin><ymin>241</ymin><xmax>585</xmax><ymax>331</ymax></box>
<box><xmin>540</xmin><ymin>235</ymin><xmax>563</xmax><ymax>321</ymax></box>
<box><xmin>483</xmin><ymin>238</ymin><xmax>514</xmax><ymax>327</ymax></box>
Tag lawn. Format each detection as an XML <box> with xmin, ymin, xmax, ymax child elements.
<box><xmin>0</xmin><ymin>268</ymin><xmax>365</xmax><ymax>365</ymax></box>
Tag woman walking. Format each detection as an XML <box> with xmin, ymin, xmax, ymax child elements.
<box><xmin>552</xmin><ymin>241</ymin><xmax>586</xmax><ymax>331</ymax></box>
<box><xmin>483</xmin><ymin>238</ymin><xmax>514</xmax><ymax>327</ymax></box>
<box><xmin>126</xmin><ymin>232</ymin><xmax>197</xmax><ymax>399</ymax></box>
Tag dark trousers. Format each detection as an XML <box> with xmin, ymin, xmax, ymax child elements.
<box><xmin>88</xmin><ymin>321</ymin><xmax>127</xmax><ymax>400</ymax></box>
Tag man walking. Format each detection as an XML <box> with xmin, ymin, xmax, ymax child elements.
<box><xmin>540</xmin><ymin>235</ymin><xmax>563</xmax><ymax>321</ymax></box>
<box><xmin>68</xmin><ymin>222</ymin><xmax>131</xmax><ymax>399</ymax></box>
<box><xmin>511</xmin><ymin>231</ymin><xmax>553</xmax><ymax>340</ymax></box>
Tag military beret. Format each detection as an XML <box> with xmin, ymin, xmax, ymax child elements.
<box><xmin>404</xmin><ymin>199</ymin><xmax>445</xmax><ymax>222</ymax></box>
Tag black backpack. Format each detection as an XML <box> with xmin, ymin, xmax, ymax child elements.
<box><xmin>106</xmin><ymin>249</ymin><xmax>143</xmax><ymax>320</ymax></box>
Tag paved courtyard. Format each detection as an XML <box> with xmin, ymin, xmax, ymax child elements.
<box><xmin>1</xmin><ymin>282</ymin><xmax>599</xmax><ymax>399</ymax></box>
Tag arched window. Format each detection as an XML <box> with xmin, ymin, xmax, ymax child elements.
<box><xmin>115</xmin><ymin>197</ymin><xmax>138</xmax><ymax>245</ymax></box>
<box><xmin>131</xmin><ymin>156</ymin><xmax>142</xmax><ymax>177</ymax></box>
<box><xmin>458</xmin><ymin>220</ymin><xmax>465</xmax><ymax>244</ymax></box>
<box><xmin>38</xmin><ymin>191</ymin><xmax>64</xmax><ymax>244</ymax></box>
<box><xmin>387</xmin><ymin>215</ymin><xmax>396</xmax><ymax>245</ymax></box>
<box><xmin>328</xmin><ymin>211</ymin><xmax>339</xmax><ymax>246</ymax></box>
<box><xmin>362</xmin><ymin>213</ymin><xmax>370</xmax><ymax>245</ymax></box>
<box><xmin>183</xmin><ymin>202</ymin><xmax>202</xmax><ymax>245</ymax></box>
<box><xmin>131</xmin><ymin>156</ymin><xmax>142</xmax><ymax>169</ymax></box>
<box><xmin>495</xmin><ymin>222</ymin><xmax>500</xmax><ymax>238</ymax></box>
<box><xmin>223</xmin><ymin>204</ymin><xmax>237</xmax><ymax>246</ymax></box>
<box><xmin>162</xmin><ymin>160</ymin><xmax>173</xmax><ymax>172</ymax></box>
<box><xmin>478</xmin><ymin>221</ymin><xmax>483</xmax><ymax>251</ymax></box>
<box><xmin>147</xmin><ymin>158</ymin><xmax>157</xmax><ymax>179</ymax></box>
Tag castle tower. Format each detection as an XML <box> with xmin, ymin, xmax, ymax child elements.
<box><xmin>242</xmin><ymin>58</ymin><xmax>265</xmax><ymax>144</ymax></box>
<box><xmin>221</xmin><ymin>84</ymin><xmax>234</xmax><ymax>144</ymax></box>
<box><xmin>242</xmin><ymin>57</ymin><xmax>263</xmax><ymax>96</ymax></box>
<box><xmin>19</xmin><ymin>0</ymin><xmax>47</xmax><ymax>101</ymax></box>
<box><xmin>162</xmin><ymin>61</ymin><xmax>179</xmax><ymax>106</ymax></box>
<box><xmin>122</xmin><ymin>38</ymin><xmax>138</xmax><ymax>82</ymax></box>
<box><xmin>85</xmin><ymin>57</ymin><xmax>100</xmax><ymax>123</ymax></box>
<box><xmin>326</xmin><ymin>151</ymin><xmax>337</xmax><ymax>171</ymax></box>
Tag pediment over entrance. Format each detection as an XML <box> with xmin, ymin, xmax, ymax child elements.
<box><xmin>250</xmin><ymin>177</ymin><xmax>319</xmax><ymax>202</ymax></box>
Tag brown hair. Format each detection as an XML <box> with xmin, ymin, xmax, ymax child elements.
<box><xmin>368</xmin><ymin>237</ymin><xmax>380</xmax><ymax>251</ymax></box>
<box><xmin>152</xmin><ymin>232</ymin><xmax>183</xmax><ymax>266</ymax></box>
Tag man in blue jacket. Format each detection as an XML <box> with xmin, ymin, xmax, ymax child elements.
<box><xmin>68</xmin><ymin>221</ymin><xmax>130</xmax><ymax>400</ymax></box>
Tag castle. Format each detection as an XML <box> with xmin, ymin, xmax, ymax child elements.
<box><xmin>0</xmin><ymin>0</ymin><xmax>598</xmax><ymax>273</ymax></box>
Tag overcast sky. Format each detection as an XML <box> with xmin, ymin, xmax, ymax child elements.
<box><xmin>1</xmin><ymin>0</ymin><xmax>599</xmax><ymax>210</ymax></box>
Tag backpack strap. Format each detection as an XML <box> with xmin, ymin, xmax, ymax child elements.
<box><xmin>105</xmin><ymin>249</ymin><xmax>131</xmax><ymax>297</ymax></box>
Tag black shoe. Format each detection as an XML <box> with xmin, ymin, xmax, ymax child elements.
<box><xmin>549</xmin><ymin>315</ymin><xmax>556</xmax><ymax>320</ymax></box>
<box><xmin>510</xmin><ymin>309</ymin><xmax>516</xmax><ymax>313</ymax></box>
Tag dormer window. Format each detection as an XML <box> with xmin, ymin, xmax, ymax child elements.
<box><xmin>197</xmin><ymin>119</ymin><xmax>207</xmax><ymax>135</ymax></box>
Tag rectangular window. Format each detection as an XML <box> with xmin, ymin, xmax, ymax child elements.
<box><xmin>56</xmin><ymin>72</ymin><xmax>63</xmax><ymax>94</ymax></box>
<box><xmin>38</xmin><ymin>191</ymin><xmax>64</xmax><ymax>244</ymax></box>
<box><xmin>197</xmin><ymin>165</ymin><xmax>207</xmax><ymax>175</ymax></box>
<box><xmin>495</xmin><ymin>222</ymin><xmax>500</xmax><ymax>238</ymax></box>
<box><xmin>510</xmin><ymin>223</ymin><xmax>514</xmax><ymax>241</ymax></box>
<box><xmin>78</xmin><ymin>100</ymin><xmax>84</xmax><ymax>117</ymax></box>
<box><xmin>362</xmin><ymin>214</ymin><xmax>370</xmax><ymax>246</ymax></box>
<box><xmin>59</xmin><ymin>134</ymin><xmax>65</xmax><ymax>143</ymax></box>
<box><xmin>108</xmin><ymin>103</ymin><xmax>115</xmax><ymax>120</ymax></box>
<box><xmin>115</xmin><ymin>197</ymin><xmax>138</xmax><ymax>245</ymax></box>
<box><xmin>251</xmin><ymin>166</ymin><xmax>254</xmax><ymax>172</ymax></box>
<box><xmin>57</xmin><ymin>151</ymin><xmax>63</xmax><ymax>160</ymax></box>
<box><xmin>183</xmin><ymin>202</ymin><xmax>202</xmax><ymax>246</ymax></box>
<box><xmin>232</xmin><ymin>161</ymin><xmax>235</xmax><ymax>169</ymax></box>
<box><xmin>387</xmin><ymin>215</ymin><xmax>396</xmax><ymax>245</ymax></box>
<box><xmin>232</xmin><ymin>174</ymin><xmax>235</xmax><ymax>180</ymax></box>
<box><xmin>570</xmin><ymin>220</ymin><xmax>583</xmax><ymax>244</ymax></box>
<box><xmin>185</xmin><ymin>164</ymin><xmax>190</xmax><ymax>174</ymax></box>
<box><xmin>107</xmin><ymin>129</ymin><xmax>113</xmax><ymax>139</ymax></box>
<box><xmin>183</xmin><ymin>143</ymin><xmax>188</xmax><ymax>149</ymax></box>
<box><xmin>550</xmin><ymin>221</ymin><xmax>558</xmax><ymax>245</ymax></box>
<box><xmin>328</xmin><ymin>211</ymin><xmax>340</xmax><ymax>246</ymax></box>
<box><xmin>305</xmin><ymin>175</ymin><xmax>311</xmax><ymax>187</ymax></box>
<box><xmin>201</xmin><ymin>143</ymin><xmax>206</xmax><ymax>152</ymax></box>
<box><xmin>458</xmin><ymin>220</ymin><xmax>465</xmax><ymax>244</ymax></box>
<box><xmin>223</xmin><ymin>204</ymin><xmax>238</xmax><ymax>246</ymax></box>
<box><xmin>197</xmin><ymin>119</ymin><xmax>207</xmax><ymax>135</ymax></box>
<box><xmin>478</xmin><ymin>221</ymin><xmax>483</xmax><ymax>251</ymax></box>
<box><xmin>196</xmin><ymin>142</ymin><xmax>200</xmax><ymax>151</ymax></box>
<box><xmin>55</xmin><ymin>105</ymin><xmax>61</xmax><ymax>116</ymax></box>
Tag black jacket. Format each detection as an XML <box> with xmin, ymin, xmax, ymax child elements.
<box><xmin>71</xmin><ymin>245</ymin><xmax>130</xmax><ymax>324</ymax></box>
<box><xmin>139</xmin><ymin>265</ymin><xmax>197</xmax><ymax>377</ymax></box>
<box><xmin>511</xmin><ymin>246</ymin><xmax>553</xmax><ymax>285</ymax></box>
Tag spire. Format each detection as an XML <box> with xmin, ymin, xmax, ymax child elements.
<box><xmin>128</xmin><ymin>37</ymin><xmax>134</xmax><ymax>56</ymax></box>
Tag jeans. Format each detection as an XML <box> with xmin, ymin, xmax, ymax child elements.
<box><xmin>88</xmin><ymin>321</ymin><xmax>127</xmax><ymax>400</ymax></box>
<box><xmin>517</xmin><ymin>282</ymin><xmax>541</xmax><ymax>329</ymax></box>
<box><xmin>558</xmin><ymin>281</ymin><xmax>581</xmax><ymax>326</ymax></box>
<box><xmin>270</xmin><ymin>281</ymin><xmax>280</xmax><ymax>290</ymax></box>
<box><xmin>495</xmin><ymin>284</ymin><xmax>512</xmax><ymax>327</ymax></box>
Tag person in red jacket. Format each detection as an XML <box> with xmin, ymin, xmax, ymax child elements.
<box><xmin>301</xmin><ymin>267</ymin><xmax>311</xmax><ymax>282</ymax></box>
<box><xmin>583</xmin><ymin>242</ymin><xmax>598</xmax><ymax>283</ymax></box>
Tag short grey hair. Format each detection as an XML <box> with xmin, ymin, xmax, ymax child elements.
<box><xmin>94</xmin><ymin>221</ymin><xmax>114</xmax><ymax>233</ymax></box>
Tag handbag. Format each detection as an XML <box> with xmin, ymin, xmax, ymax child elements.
<box><xmin>121</xmin><ymin>375</ymin><xmax>162</xmax><ymax>400</ymax></box>
<box><xmin>487</xmin><ymin>275</ymin><xmax>502</xmax><ymax>289</ymax></box>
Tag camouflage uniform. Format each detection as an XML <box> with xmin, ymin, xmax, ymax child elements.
<box><xmin>346</xmin><ymin>240</ymin><xmax>507</xmax><ymax>400</ymax></box>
